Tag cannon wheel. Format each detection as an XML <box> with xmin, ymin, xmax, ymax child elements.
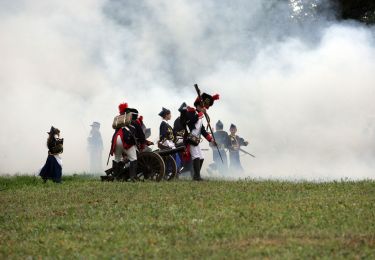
<box><xmin>163</xmin><ymin>155</ymin><xmax>177</xmax><ymax>180</ymax></box>
<box><xmin>137</xmin><ymin>152</ymin><xmax>165</xmax><ymax>181</ymax></box>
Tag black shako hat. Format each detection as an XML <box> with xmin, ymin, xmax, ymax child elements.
<box><xmin>216</xmin><ymin>120</ymin><xmax>223</xmax><ymax>130</ymax></box>
<box><xmin>158</xmin><ymin>107</ymin><xmax>171</xmax><ymax>118</ymax></box>
<box><xmin>126</xmin><ymin>108</ymin><xmax>139</xmax><ymax>121</ymax></box>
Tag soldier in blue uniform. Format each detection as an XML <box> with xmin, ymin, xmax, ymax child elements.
<box><xmin>173</xmin><ymin>102</ymin><xmax>188</xmax><ymax>146</ymax></box>
<box><xmin>158</xmin><ymin>107</ymin><xmax>182</xmax><ymax>177</ymax></box>
<box><xmin>209</xmin><ymin>120</ymin><xmax>230</xmax><ymax>175</ymax></box>
<box><xmin>228</xmin><ymin>124</ymin><xmax>249</xmax><ymax>172</ymax></box>
<box><xmin>87</xmin><ymin>121</ymin><xmax>103</xmax><ymax>174</ymax></box>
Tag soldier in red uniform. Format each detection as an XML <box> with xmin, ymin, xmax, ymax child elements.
<box><xmin>180</xmin><ymin>93</ymin><xmax>219</xmax><ymax>181</ymax></box>
<box><xmin>110</xmin><ymin>103</ymin><xmax>138</xmax><ymax>181</ymax></box>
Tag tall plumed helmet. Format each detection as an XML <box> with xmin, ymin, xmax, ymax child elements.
<box><xmin>194</xmin><ymin>93</ymin><xmax>220</xmax><ymax>109</ymax></box>
<box><xmin>118</xmin><ymin>103</ymin><xmax>128</xmax><ymax>115</ymax></box>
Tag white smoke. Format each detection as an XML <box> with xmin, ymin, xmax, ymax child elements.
<box><xmin>0</xmin><ymin>0</ymin><xmax>374</xmax><ymax>180</ymax></box>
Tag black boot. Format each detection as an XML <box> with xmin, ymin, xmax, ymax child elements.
<box><xmin>112</xmin><ymin>160</ymin><xmax>120</xmax><ymax>179</ymax></box>
<box><xmin>129</xmin><ymin>160</ymin><xmax>138</xmax><ymax>182</ymax></box>
<box><xmin>200</xmin><ymin>159</ymin><xmax>206</xmax><ymax>181</ymax></box>
<box><xmin>117</xmin><ymin>161</ymin><xmax>126</xmax><ymax>180</ymax></box>
<box><xmin>193</xmin><ymin>158</ymin><xmax>203</xmax><ymax>181</ymax></box>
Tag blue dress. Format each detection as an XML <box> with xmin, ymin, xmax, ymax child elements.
<box><xmin>40</xmin><ymin>155</ymin><xmax>62</xmax><ymax>183</ymax></box>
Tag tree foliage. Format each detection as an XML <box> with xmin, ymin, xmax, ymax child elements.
<box><xmin>288</xmin><ymin>0</ymin><xmax>375</xmax><ymax>24</ymax></box>
<box><xmin>337</xmin><ymin>0</ymin><xmax>375</xmax><ymax>24</ymax></box>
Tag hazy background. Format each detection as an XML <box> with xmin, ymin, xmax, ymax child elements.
<box><xmin>0</xmin><ymin>0</ymin><xmax>374</xmax><ymax>180</ymax></box>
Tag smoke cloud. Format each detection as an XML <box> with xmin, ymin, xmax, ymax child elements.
<box><xmin>0</xmin><ymin>0</ymin><xmax>374</xmax><ymax>180</ymax></box>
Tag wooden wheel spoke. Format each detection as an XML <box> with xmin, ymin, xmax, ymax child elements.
<box><xmin>136</xmin><ymin>152</ymin><xmax>165</xmax><ymax>181</ymax></box>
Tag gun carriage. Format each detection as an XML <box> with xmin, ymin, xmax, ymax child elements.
<box><xmin>101</xmin><ymin>146</ymin><xmax>184</xmax><ymax>182</ymax></box>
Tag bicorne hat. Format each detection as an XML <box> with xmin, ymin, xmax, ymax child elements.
<box><xmin>158</xmin><ymin>107</ymin><xmax>171</xmax><ymax>118</ymax></box>
<box><xmin>194</xmin><ymin>93</ymin><xmax>220</xmax><ymax>109</ymax></box>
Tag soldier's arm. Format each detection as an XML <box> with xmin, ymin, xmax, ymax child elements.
<box><xmin>159</xmin><ymin>122</ymin><xmax>169</xmax><ymax>141</ymax></box>
<box><xmin>201</xmin><ymin>125</ymin><xmax>213</xmax><ymax>142</ymax></box>
<box><xmin>239</xmin><ymin>137</ymin><xmax>249</xmax><ymax>146</ymax></box>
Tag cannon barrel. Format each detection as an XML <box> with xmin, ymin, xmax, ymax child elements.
<box><xmin>155</xmin><ymin>146</ymin><xmax>185</xmax><ymax>156</ymax></box>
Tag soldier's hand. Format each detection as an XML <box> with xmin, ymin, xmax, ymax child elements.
<box><xmin>211</xmin><ymin>140</ymin><xmax>217</xmax><ymax>146</ymax></box>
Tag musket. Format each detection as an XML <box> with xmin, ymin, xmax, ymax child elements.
<box><xmin>194</xmin><ymin>83</ymin><xmax>224</xmax><ymax>163</ymax></box>
<box><xmin>106</xmin><ymin>148</ymin><xmax>111</xmax><ymax>165</ymax></box>
<box><xmin>239</xmin><ymin>148</ymin><xmax>256</xmax><ymax>158</ymax></box>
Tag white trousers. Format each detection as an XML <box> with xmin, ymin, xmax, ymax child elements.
<box><xmin>114</xmin><ymin>135</ymin><xmax>137</xmax><ymax>162</ymax></box>
<box><xmin>190</xmin><ymin>116</ymin><xmax>204</xmax><ymax>160</ymax></box>
<box><xmin>190</xmin><ymin>144</ymin><xmax>203</xmax><ymax>160</ymax></box>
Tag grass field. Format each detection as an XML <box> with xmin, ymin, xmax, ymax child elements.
<box><xmin>0</xmin><ymin>175</ymin><xmax>374</xmax><ymax>259</ymax></box>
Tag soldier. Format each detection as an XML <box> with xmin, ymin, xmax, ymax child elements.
<box><xmin>209</xmin><ymin>120</ymin><xmax>230</xmax><ymax>175</ymax></box>
<box><xmin>180</xmin><ymin>93</ymin><xmax>219</xmax><ymax>181</ymax></box>
<box><xmin>173</xmin><ymin>102</ymin><xmax>188</xmax><ymax>146</ymax></box>
<box><xmin>127</xmin><ymin>108</ymin><xmax>153</xmax><ymax>152</ymax></box>
<box><xmin>158</xmin><ymin>107</ymin><xmax>175</xmax><ymax>149</ymax></box>
<box><xmin>39</xmin><ymin>126</ymin><xmax>64</xmax><ymax>183</ymax></box>
<box><xmin>110</xmin><ymin>103</ymin><xmax>138</xmax><ymax>181</ymax></box>
<box><xmin>87</xmin><ymin>121</ymin><xmax>103</xmax><ymax>174</ymax></box>
<box><xmin>158</xmin><ymin>107</ymin><xmax>182</xmax><ymax>177</ymax></box>
<box><xmin>171</xmin><ymin>103</ymin><xmax>192</xmax><ymax>174</ymax></box>
<box><xmin>228</xmin><ymin>124</ymin><xmax>249</xmax><ymax>172</ymax></box>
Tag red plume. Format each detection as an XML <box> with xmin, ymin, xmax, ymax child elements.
<box><xmin>118</xmin><ymin>103</ymin><xmax>128</xmax><ymax>114</ymax></box>
<box><xmin>136</xmin><ymin>115</ymin><xmax>143</xmax><ymax>126</ymax></box>
<box><xmin>212</xmin><ymin>94</ymin><xmax>220</xmax><ymax>101</ymax></box>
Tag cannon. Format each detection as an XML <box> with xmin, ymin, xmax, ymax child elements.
<box><xmin>101</xmin><ymin>146</ymin><xmax>185</xmax><ymax>182</ymax></box>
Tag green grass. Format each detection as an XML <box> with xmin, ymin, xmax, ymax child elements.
<box><xmin>0</xmin><ymin>175</ymin><xmax>374</xmax><ymax>259</ymax></box>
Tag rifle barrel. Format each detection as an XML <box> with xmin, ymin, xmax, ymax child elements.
<box><xmin>239</xmin><ymin>148</ymin><xmax>256</xmax><ymax>158</ymax></box>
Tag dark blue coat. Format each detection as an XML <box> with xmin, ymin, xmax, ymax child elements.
<box><xmin>159</xmin><ymin>121</ymin><xmax>175</xmax><ymax>143</ymax></box>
